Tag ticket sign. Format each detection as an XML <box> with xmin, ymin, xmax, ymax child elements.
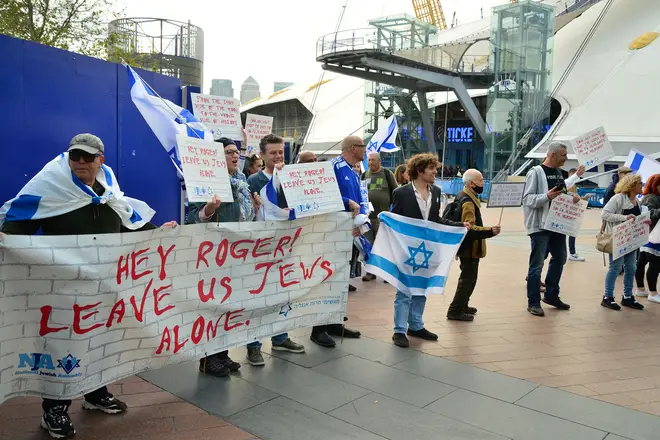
<box><xmin>245</xmin><ymin>114</ymin><xmax>274</xmax><ymax>156</ymax></box>
<box><xmin>190</xmin><ymin>93</ymin><xmax>242</xmax><ymax>140</ymax></box>
<box><xmin>572</xmin><ymin>126</ymin><xmax>616</xmax><ymax>169</ymax></box>
<box><xmin>176</xmin><ymin>135</ymin><xmax>234</xmax><ymax>203</ymax></box>
<box><xmin>613</xmin><ymin>212</ymin><xmax>651</xmax><ymax>258</ymax></box>
<box><xmin>278</xmin><ymin>162</ymin><xmax>344</xmax><ymax>218</ymax></box>
<box><xmin>543</xmin><ymin>193</ymin><xmax>588</xmax><ymax>237</ymax></box>
<box><xmin>487</xmin><ymin>182</ymin><xmax>526</xmax><ymax>208</ymax></box>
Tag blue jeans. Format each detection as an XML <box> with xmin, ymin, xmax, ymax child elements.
<box><xmin>393</xmin><ymin>290</ymin><xmax>426</xmax><ymax>334</ymax></box>
<box><xmin>527</xmin><ymin>231</ymin><xmax>567</xmax><ymax>307</ymax></box>
<box><xmin>605</xmin><ymin>253</ymin><xmax>636</xmax><ymax>298</ymax></box>
<box><xmin>247</xmin><ymin>333</ymin><xmax>288</xmax><ymax>349</ymax></box>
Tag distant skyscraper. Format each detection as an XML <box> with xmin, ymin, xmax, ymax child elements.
<box><xmin>240</xmin><ymin>76</ymin><xmax>261</xmax><ymax>104</ymax></box>
<box><xmin>210</xmin><ymin>79</ymin><xmax>233</xmax><ymax>97</ymax></box>
<box><xmin>274</xmin><ymin>81</ymin><xmax>294</xmax><ymax>92</ymax></box>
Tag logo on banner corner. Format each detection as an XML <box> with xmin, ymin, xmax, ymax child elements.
<box><xmin>15</xmin><ymin>352</ymin><xmax>82</xmax><ymax>378</ymax></box>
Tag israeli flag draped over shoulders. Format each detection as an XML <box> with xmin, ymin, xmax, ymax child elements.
<box><xmin>255</xmin><ymin>171</ymin><xmax>296</xmax><ymax>221</ymax></box>
<box><xmin>365</xmin><ymin>212</ymin><xmax>466</xmax><ymax>296</ymax></box>
<box><xmin>125</xmin><ymin>63</ymin><xmax>212</xmax><ymax>175</ymax></box>
<box><xmin>625</xmin><ymin>149</ymin><xmax>660</xmax><ymax>184</ymax></box>
<box><xmin>362</xmin><ymin>114</ymin><xmax>400</xmax><ymax>171</ymax></box>
<box><xmin>0</xmin><ymin>153</ymin><xmax>155</xmax><ymax>230</ymax></box>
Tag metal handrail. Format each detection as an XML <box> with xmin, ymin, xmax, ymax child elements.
<box><xmin>316</xmin><ymin>27</ymin><xmax>421</xmax><ymax>59</ymax></box>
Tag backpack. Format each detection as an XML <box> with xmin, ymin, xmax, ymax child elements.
<box><xmin>442</xmin><ymin>192</ymin><xmax>469</xmax><ymax>223</ymax></box>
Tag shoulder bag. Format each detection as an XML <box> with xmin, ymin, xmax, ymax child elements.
<box><xmin>595</xmin><ymin>220</ymin><xmax>613</xmax><ymax>255</ymax></box>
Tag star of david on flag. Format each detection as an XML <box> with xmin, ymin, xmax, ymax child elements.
<box><xmin>364</xmin><ymin>212</ymin><xmax>466</xmax><ymax>296</ymax></box>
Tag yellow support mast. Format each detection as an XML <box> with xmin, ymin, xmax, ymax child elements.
<box><xmin>412</xmin><ymin>0</ymin><xmax>447</xmax><ymax>31</ymax></box>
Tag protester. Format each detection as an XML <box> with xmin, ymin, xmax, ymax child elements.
<box><xmin>243</xmin><ymin>154</ymin><xmax>263</xmax><ymax>176</ymax></box>
<box><xmin>601</xmin><ymin>173</ymin><xmax>650</xmax><ymax>310</ymax></box>
<box><xmin>361</xmin><ymin>152</ymin><xmax>397</xmax><ymax>282</ymax></box>
<box><xmin>603</xmin><ymin>166</ymin><xmax>633</xmax><ymax>206</ymax></box>
<box><xmin>522</xmin><ymin>142</ymin><xmax>585</xmax><ymax>316</ymax></box>
<box><xmin>390</xmin><ymin>153</ymin><xmax>470</xmax><ymax>347</ymax></box>
<box><xmin>348</xmin><ymin>160</ymin><xmax>364</xmax><ymax>290</ymax></box>
<box><xmin>186</xmin><ymin>137</ymin><xmax>261</xmax><ymax>377</ymax></box>
<box><xmin>245</xmin><ymin>134</ymin><xmax>306</xmax><ymax>364</ymax></box>
<box><xmin>297</xmin><ymin>151</ymin><xmax>318</xmax><ymax>163</ymax></box>
<box><xmin>567</xmin><ymin>168</ymin><xmax>586</xmax><ymax>262</ymax></box>
<box><xmin>394</xmin><ymin>164</ymin><xmax>409</xmax><ymax>185</ymax></box>
<box><xmin>309</xmin><ymin>135</ymin><xmax>365</xmax><ymax>348</ymax></box>
<box><xmin>635</xmin><ymin>174</ymin><xmax>660</xmax><ymax>302</ymax></box>
<box><xmin>446</xmin><ymin>169</ymin><xmax>501</xmax><ymax>321</ymax></box>
<box><xmin>0</xmin><ymin>134</ymin><xmax>177</xmax><ymax>440</ymax></box>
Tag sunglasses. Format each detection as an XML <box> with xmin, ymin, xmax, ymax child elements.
<box><xmin>69</xmin><ymin>150</ymin><xmax>102</xmax><ymax>163</ymax></box>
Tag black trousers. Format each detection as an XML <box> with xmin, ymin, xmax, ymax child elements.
<box><xmin>636</xmin><ymin>252</ymin><xmax>660</xmax><ymax>292</ymax></box>
<box><xmin>448</xmin><ymin>257</ymin><xmax>480</xmax><ymax>316</ymax></box>
<box><xmin>42</xmin><ymin>386</ymin><xmax>109</xmax><ymax>412</ymax></box>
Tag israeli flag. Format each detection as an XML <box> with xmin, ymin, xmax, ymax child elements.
<box><xmin>625</xmin><ymin>149</ymin><xmax>660</xmax><ymax>184</ymax></box>
<box><xmin>0</xmin><ymin>153</ymin><xmax>155</xmax><ymax>230</ymax></box>
<box><xmin>362</xmin><ymin>114</ymin><xmax>400</xmax><ymax>171</ymax></box>
<box><xmin>364</xmin><ymin>212</ymin><xmax>466</xmax><ymax>296</ymax></box>
<box><xmin>255</xmin><ymin>172</ymin><xmax>296</xmax><ymax>221</ymax></box>
<box><xmin>125</xmin><ymin>64</ymin><xmax>212</xmax><ymax>175</ymax></box>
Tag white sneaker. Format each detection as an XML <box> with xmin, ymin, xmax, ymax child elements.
<box><xmin>634</xmin><ymin>288</ymin><xmax>648</xmax><ymax>297</ymax></box>
<box><xmin>569</xmin><ymin>254</ymin><xmax>585</xmax><ymax>262</ymax></box>
<box><xmin>648</xmin><ymin>293</ymin><xmax>660</xmax><ymax>304</ymax></box>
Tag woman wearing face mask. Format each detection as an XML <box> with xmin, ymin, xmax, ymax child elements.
<box><xmin>185</xmin><ymin>137</ymin><xmax>261</xmax><ymax>377</ymax></box>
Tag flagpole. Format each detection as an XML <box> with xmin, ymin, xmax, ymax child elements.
<box><xmin>441</xmin><ymin>91</ymin><xmax>449</xmax><ymax>181</ymax></box>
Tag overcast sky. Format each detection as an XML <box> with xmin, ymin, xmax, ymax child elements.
<box><xmin>116</xmin><ymin>0</ymin><xmax>509</xmax><ymax>96</ymax></box>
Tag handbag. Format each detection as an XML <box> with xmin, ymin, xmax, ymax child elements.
<box><xmin>595</xmin><ymin>220</ymin><xmax>613</xmax><ymax>254</ymax></box>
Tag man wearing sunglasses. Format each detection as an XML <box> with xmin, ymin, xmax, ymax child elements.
<box><xmin>0</xmin><ymin>133</ymin><xmax>176</xmax><ymax>439</ymax></box>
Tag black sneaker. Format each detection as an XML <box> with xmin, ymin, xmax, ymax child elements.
<box><xmin>362</xmin><ymin>273</ymin><xmax>376</xmax><ymax>282</ymax></box>
<box><xmin>217</xmin><ymin>355</ymin><xmax>241</xmax><ymax>372</ymax></box>
<box><xmin>199</xmin><ymin>356</ymin><xmax>230</xmax><ymax>377</ymax></box>
<box><xmin>542</xmin><ymin>297</ymin><xmax>570</xmax><ymax>310</ymax></box>
<box><xmin>310</xmin><ymin>331</ymin><xmax>336</xmax><ymax>348</ymax></box>
<box><xmin>392</xmin><ymin>333</ymin><xmax>409</xmax><ymax>348</ymax></box>
<box><xmin>527</xmin><ymin>306</ymin><xmax>545</xmax><ymax>316</ymax></box>
<box><xmin>41</xmin><ymin>406</ymin><xmax>75</xmax><ymax>439</ymax></box>
<box><xmin>465</xmin><ymin>306</ymin><xmax>478</xmax><ymax>315</ymax></box>
<box><xmin>82</xmin><ymin>394</ymin><xmax>127</xmax><ymax>414</ymax></box>
<box><xmin>447</xmin><ymin>313</ymin><xmax>475</xmax><ymax>321</ymax></box>
<box><xmin>348</xmin><ymin>284</ymin><xmax>357</xmax><ymax>292</ymax></box>
<box><xmin>601</xmin><ymin>297</ymin><xmax>621</xmax><ymax>311</ymax></box>
<box><xmin>407</xmin><ymin>328</ymin><xmax>439</xmax><ymax>340</ymax></box>
<box><xmin>621</xmin><ymin>296</ymin><xmax>644</xmax><ymax>310</ymax></box>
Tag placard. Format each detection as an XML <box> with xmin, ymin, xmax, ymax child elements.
<box><xmin>0</xmin><ymin>213</ymin><xmax>353</xmax><ymax>402</ymax></box>
<box><xmin>190</xmin><ymin>93</ymin><xmax>243</xmax><ymax>140</ymax></box>
<box><xmin>487</xmin><ymin>182</ymin><xmax>526</xmax><ymax>208</ymax></box>
<box><xmin>278</xmin><ymin>163</ymin><xmax>344</xmax><ymax>217</ymax></box>
<box><xmin>176</xmin><ymin>135</ymin><xmax>233</xmax><ymax>203</ymax></box>
<box><xmin>245</xmin><ymin>114</ymin><xmax>274</xmax><ymax>156</ymax></box>
<box><xmin>543</xmin><ymin>193</ymin><xmax>588</xmax><ymax>237</ymax></box>
<box><xmin>571</xmin><ymin>126</ymin><xmax>616</xmax><ymax>169</ymax></box>
<box><xmin>360</xmin><ymin>180</ymin><xmax>371</xmax><ymax>213</ymax></box>
<box><xmin>613</xmin><ymin>212</ymin><xmax>651</xmax><ymax>257</ymax></box>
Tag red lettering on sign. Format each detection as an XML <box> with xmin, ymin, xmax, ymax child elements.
<box><xmin>320</xmin><ymin>260</ymin><xmax>334</xmax><ymax>282</ymax></box>
<box><xmin>157</xmin><ymin>245</ymin><xmax>176</xmax><ymax>280</ymax></box>
<box><xmin>172</xmin><ymin>325</ymin><xmax>189</xmax><ymax>354</ymax></box>
<box><xmin>224</xmin><ymin>309</ymin><xmax>247</xmax><ymax>332</ymax></box>
<box><xmin>131</xmin><ymin>248</ymin><xmax>153</xmax><ymax>281</ymax></box>
<box><xmin>130</xmin><ymin>278</ymin><xmax>153</xmax><ymax>322</ymax></box>
<box><xmin>251</xmin><ymin>260</ymin><xmax>282</xmax><ymax>294</ymax></box>
<box><xmin>39</xmin><ymin>306</ymin><xmax>68</xmax><ymax>336</ymax></box>
<box><xmin>274</xmin><ymin>236</ymin><xmax>291</xmax><ymax>258</ymax></box>
<box><xmin>230</xmin><ymin>239</ymin><xmax>254</xmax><ymax>261</ymax></box>
<box><xmin>153</xmin><ymin>284</ymin><xmax>175</xmax><ymax>316</ymax></box>
<box><xmin>191</xmin><ymin>316</ymin><xmax>205</xmax><ymax>345</ymax></box>
<box><xmin>72</xmin><ymin>302</ymin><xmax>103</xmax><ymax>335</ymax></box>
<box><xmin>196</xmin><ymin>241</ymin><xmax>213</xmax><ymax>269</ymax></box>
<box><xmin>156</xmin><ymin>326</ymin><xmax>171</xmax><ymax>354</ymax></box>
<box><xmin>215</xmin><ymin>238</ymin><xmax>229</xmax><ymax>267</ymax></box>
<box><xmin>106</xmin><ymin>299</ymin><xmax>125</xmax><ymax>328</ymax></box>
<box><xmin>279</xmin><ymin>263</ymin><xmax>300</xmax><ymax>288</ymax></box>
<box><xmin>252</xmin><ymin>237</ymin><xmax>274</xmax><ymax>258</ymax></box>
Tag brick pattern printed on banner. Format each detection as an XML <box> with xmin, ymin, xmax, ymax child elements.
<box><xmin>613</xmin><ymin>212</ymin><xmax>651</xmax><ymax>258</ymax></box>
<box><xmin>0</xmin><ymin>213</ymin><xmax>353</xmax><ymax>402</ymax></box>
<box><xmin>543</xmin><ymin>194</ymin><xmax>588</xmax><ymax>237</ymax></box>
<box><xmin>278</xmin><ymin>163</ymin><xmax>344</xmax><ymax>218</ymax></box>
<box><xmin>190</xmin><ymin>93</ymin><xmax>242</xmax><ymax>140</ymax></box>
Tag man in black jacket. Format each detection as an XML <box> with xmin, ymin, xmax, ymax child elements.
<box><xmin>390</xmin><ymin>153</ymin><xmax>470</xmax><ymax>348</ymax></box>
<box><xmin>1</xmin><ymin>134</ymin><xmax>176</xmax><ymax>440</ymax></box>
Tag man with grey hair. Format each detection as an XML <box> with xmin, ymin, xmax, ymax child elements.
<box><xmin>446</xmin><ymin>169</ymin><xmax>501</xmax><ymax>321</ymax></box>
<box><xmin>523</xmin><ymin>141</ymin><xmax>585</xmax><ymax>316</ymax></box>
<box><xmin>361</xmin><ymin>151</ymin><xmax>397</xmax><ymax>281</ymax></box>
<box><xmin>297</xmin><ymin>151</ymin><xmax>318</xmax><ymax>163</ymax></box>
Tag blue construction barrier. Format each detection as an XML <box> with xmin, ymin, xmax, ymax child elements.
<box><xmin>578</xmin><ymin>188</ymin><xmax>606</xmax><ymax>208</ymax></box>
<box><xmin>435</xmin><ymin>178</ymin><xmax>492</xmax><ymax>201</ymax></box>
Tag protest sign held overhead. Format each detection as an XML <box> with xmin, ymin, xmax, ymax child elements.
<box><xmin>0</xmin><ymin>213</ymin><xmax>353</xmax><ymax>402</ymax></box>
<box><xmin>190</xmin><ymin>93</ymin><xmax>243</xmax><ymax>140</ymax></box>
<box><xmin>543</xmin><ymin>193</ymin><xmax>588</xmax><ymax>237</ymax></box>
<box><xmin>278</xmin><ymin>162</ymin><xmax>344</xmax><ymax>217</ymax></box>
<box><xmin>176</xmin><ymin>135</ymin><xmax>234</xmax><ymax>203</ymax></box>
<box><xmin>571</xmin><ymin>127</ymin><xmax>616</xmax><ymax>169</ymax></box>
<box><xmin>487</xmin><ymin>182</ymin><xmax>526</xmax><ymax>208</ymax></box>
<box><xmin>613</xmin><ymin>212</ymin><xmax>651</xmax><ymax>257</ymax></box>
<box><xmin>245</xmin><ymin>114</ymin><xmax>274</xmax><ymax>156</ymax></box>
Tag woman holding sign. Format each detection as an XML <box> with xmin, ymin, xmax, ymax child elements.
<box><xmin>601</xmin><ymin>174</ymin><xmax>650</xmax><ymax>310</ymax></box>
<box><xmin>636</xmin><ymin>174</ymin><xmax>660</xmax><ymax>303</ymax></box>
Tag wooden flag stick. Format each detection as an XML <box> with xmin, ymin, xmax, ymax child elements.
<box><xmin>498</xmin><ymin>207</ymin><xmax>504</xmax><ymax>226</ymax></box>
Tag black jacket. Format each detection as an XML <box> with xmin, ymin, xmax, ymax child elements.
<box><xmin>390</xmin><ymin>183</ymin><xmax>462</xmax><ymax>226</ymax></box>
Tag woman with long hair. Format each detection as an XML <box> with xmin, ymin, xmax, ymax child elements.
<box><xmin>394</xmin><ymin>164</ymin><xmax>409</xmax><ymax>185</ymax></box>
<box><xmin>635</xmin><ymin>174</ymin><xmax>660</xmax><ymax>303</ymax></box>
<box><xmin>601</xmin><ymin>174</ymin><xmax>651</xmax><ymax>310</ymax></box>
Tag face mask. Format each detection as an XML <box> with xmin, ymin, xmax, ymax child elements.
<box><xmin>473</xmin><ymin>185</ymin><xmax>484</xmax><ymax>194</ymax></box>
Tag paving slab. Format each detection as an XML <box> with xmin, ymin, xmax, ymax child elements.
<box><xmin>313</xmin><ymin>354</ymin><xmax>456</xmax><ymax>407</ymax></box>
<box><xmin>262</xmin><ymin>338</ymin><xmax>349</xmax><ymax>368</ymax></box>
<box><xmin>394</xmin><ymin>353</ymin><xmax>538</xmax><ymax>403</ymax></box>
<box><xmin>517</xmin><ymin>386</ymin><xmax>660</xmax><ymax>440</ymax></box>
<box><xmin>426</xmin><ymin>388</ymin><xmax>607</xmax><ymax>440</ymax></box>
<box><xmin>230</xmin><ymin>396</ymin><xmax>387</xmax><ymax>440</ymax></box>
<box><xmin>333</xmin><ymin>335</ymin><xmax>423</xmax><ymax>366</ymax></box>
<box><xmin>329</xmin><ymin>392</ymin><xmax>510</xmax><ymax>440</ymax></box>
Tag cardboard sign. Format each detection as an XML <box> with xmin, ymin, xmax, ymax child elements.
<box><xmin>176</xmin><ymin>135</ymin><xmax>233</xmax><ymax>203</ymax></box>
<box><xmin>190</xmin><ymin>93</ymin><xmax>243</xmax><ymax>140</ymax></box>
<box><xmin>613</xmin><ymin>212</ymin><xmax>651</xmax><ymax>257</ymax></box>
<box><xmin>278</xmin><ymin>163</ymin><xmax>344</xmax><ymax>217</ymax></box>
<box><xmin>360</xmin><ymin>180</ymin><xmax>372</xmax><ymax>214</ymax></box>
<box><xmin>572</xmin><ymin>127</ymin><xmax>616</xmax><ymax>169</ymax></box>
<box><xmin>543</xmin><ymin>193</ymin><xmax>588</xmax><ymax>237</ymax></box>
<box><xmin>487</xmin><ymin>182</ymin><xmax>526</xmax><ymax>208</ymax></box>
<box><xmin>0</xmin><ymin>213</ymin><xmax>353</xmax><ymax>402</ymax></box>
<box><xmin>245</xmin><ymin>114</ymin><xmax>274</xmax><ymax>156</ymax></box>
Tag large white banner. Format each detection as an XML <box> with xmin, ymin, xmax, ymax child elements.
<box><xmin>0</xmin><ymin>213</ymin><xmax>353</xmax><ymax>402</ymax></box>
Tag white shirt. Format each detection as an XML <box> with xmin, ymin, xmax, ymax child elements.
<box><xmin>412</xmin><ymin>181</ymin><xmax>433</xmax><ymax>221</ymax></box>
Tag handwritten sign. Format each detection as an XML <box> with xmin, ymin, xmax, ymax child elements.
<box><xmin>245</xmin><ymin>114</ymin><xmax>274</xmax><ymax>156</ymax></box>
<box><xmin>613</xmin><ymin>212</ymin><xmax>650</xmax><ymax>257</ymax></box>
<box><xmin>190</xmin><ymin>93</ymin><xmax>242</xmax><ymax>140</ymax></box>
<box><xmin>278</xmin><ymin>163</ymin><xmax>344</xmax><ymax>217</ymax></box>
<box><xmin>176</xmin><ymin>135</ymin><xmax>233</xmax><ymax>203</ymax></box>
<box><xmin>0</xmin><ymin>213</ymin><xmax>353</xmax><ymax>402</ymax></box>
<box><xmin>543</xmin><ymin>193</ymin><xmax>588</xmax><ymax>237</ymax></box>
<box><xmin>487</xmin><ymin>182</ymin><xmax>526</xmax><ymax>208</ymax></box>
<box><xmin>571</xmin><ymin>126</ymin><xmax>616</xmax><ymax>169</ymax></box>
<box><xmin>360</xmin><ymin>180</ymin><xmax>372</xmax><ymax>213</ymax></box>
